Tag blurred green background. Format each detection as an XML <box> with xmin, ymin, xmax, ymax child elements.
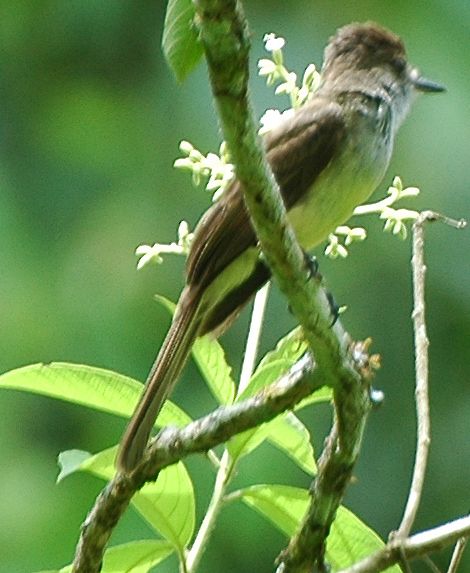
<box><xmin>1</xmin><ymin>1</ymin><xmax>468</xmax><ymax>572</ymax></box>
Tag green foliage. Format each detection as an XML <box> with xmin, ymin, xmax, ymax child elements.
<box><xmin>1</xmin><ymin>325</ymin><xmax>337</xmax><ymax>571</ymax></box>
<box><xmin>36</xmin><ymin>540</ymin><xmax>174</xmax><ymax>573</ymax></box>
<box><xmin>162</xmin><ymin>0</ymin><xmax>203</xmax><ymax>81</ymax></box>
<box><xmin>2</xmin><ymin>3</ymin><xmax>467</xmax><ymax>572</ymax></box>
<box><xmin>236</xmin><ymin>484</ymin><xmax>401</xmax><ymax>572</ymax></box>
<box><xmin>0</xmin><ymin>362</ymin><xmax>191</xmax><ymax>427</ymax></box>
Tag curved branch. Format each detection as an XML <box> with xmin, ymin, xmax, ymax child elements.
<box><xmin>72</xmin><ymin>355</ymin><xmax>322</xmax><ymax>572</ymax></box>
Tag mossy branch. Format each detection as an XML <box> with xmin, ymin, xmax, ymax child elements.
<box><xmin>194</xmin><ymin>1</ymin><xmax>371</xmax><ymax>571</ymax></box>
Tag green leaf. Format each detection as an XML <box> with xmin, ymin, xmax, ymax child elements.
<box><xmin>227</xmin><ymin>420</ymin><xmax>270</xmax><ymax>462</ymax></box>
<box><xmin>61</xmin><ymin>446</ymin><xmax>196</xmax><ymax>550</ymax></box>
<box><xmin>295</xmin><ymin>385</ymin><xmax>332</xmax><ymax>410</ymax></box>
<box><xmin>236</xmin><ymin>359</ymin><xmax>291</xmax><ymax>402</ymax></box>
<box><xmin>256</xmin><ymin>327</ymin><xmax>307</xmax><ymax>370</ymax></box>
<box><xmin>0</xmin><ymin>362</ymin><xmax>191</xmax><ymax>427</ymax></box>
<box><xmin>100</xmin><ymin>540</ymin><xmax>174</xmax><ymax>572</ymax></box>
<box><xmin>57</xmin><ymin>449</ymin><xmax>92</xmax><ymax>482</ymax></box>
<box><xmin>227</xmin><ymin>410</ymin><xmax>316</xmax><ymax>473</ymax></box>
<box><xmin>228</xmin><ymin>359</ymin><xmax>314</xmax><ymax>463</ymax></box>
<box><xmin>266</xmin><ymin>413</ymin><xmax>316</xmax><ymax>474</ymax></box>
<box><xmin>34</xmin><ymin>540</ymin><xmax>174</xmax><ymax>573</ymax></box>
<box><xmin>236</xmin><ymin>484</ymin><xmax>401</xmax><ymax>572</ymax></box>
<box><xmin>236</xmin><ymin>484</ymin><xmax>308</xmax><ymax>536</ymax></box>
<box><xmin>193</xmin><ymin>335</ymin><xmax>236</xmax><ymax>404</ymax></box>
<box><xmin>327</xmin><ymin>509</ymin><xmax>401</xmax><ymax>572</ymax></box>
<box><xmin>155</xmin><ymin>294</ymin><xmax>236</xmax><ymax>405</ymax></box>
<box><xmin>162</xmin><ymin>0</ymin><xmax>203</xmax><ymax>82</ymax></box>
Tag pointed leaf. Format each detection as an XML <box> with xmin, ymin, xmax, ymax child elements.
<box><xmin>236</xmin><ymin>484</ymin><xmax>401</xmax><ymax>572</ymax></box>
<box><xmin>192</xmin><ymin>334</ymin><xmax>236</xmax><ymax>404</ymax></box>
<box><xmin>296</xmin><ymin>385</ymin><xmax>332</xmax><ymax>410</ymax></box>
<box><xmin>236</xmin><ymin>359</ymin><xmax>291</xmax><ymax>402</ymax></box>
<box><xmin>162</xmin><ymin>0</ymin><xmax>203</xmax><ymax>82</ymax></box>
<box><xmin>63</xmin><ymin>446</ymin><xmax>196</xmax><ymax>550</ymax></box>
<box><xmin>0</xmin><ymin>362</ymin><xmax>191</xmax><ymax>427</ymax></box>
<box><xmin>57</xmin><ymin>449</ymin><xmax>92</xmax><ymax>482</ymax></box>
<box><xmin>266</xmin><ymin>413</ymin><xmax>316</xmax><ymax>474</ymax></box>
<box><xmin>34</xmin><ymin>540</ymin><xmax>174</xmax><ymax>573</ymax></box>
<box><xmin>100</xmin><ymin>540</ymin><xmax>174</xmax><ymax>572</ymax></box>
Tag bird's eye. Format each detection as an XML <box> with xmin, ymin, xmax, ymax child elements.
<box><xmin>392</xmin><ymin>57</ymin><xmax>407</xmax><ymax>73</ymax></box>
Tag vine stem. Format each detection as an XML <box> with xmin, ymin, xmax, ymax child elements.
<box><xmin>185</xmin><ymin>450</ymin><xmax>235</xmax><ymax>572</ymax></box>
<box><xmin>185</xmin><ymin>285</ymin><xmax>270</xmax><ymax>572</ymax></box>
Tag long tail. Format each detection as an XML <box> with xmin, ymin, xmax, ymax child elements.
<box><xmin>117</xmin><ymin>288</ymin><xmax>202</xmax><ymax>473</ymax></box>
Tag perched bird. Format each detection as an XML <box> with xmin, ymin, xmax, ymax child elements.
<box><xmin>118</xmin><ymin>22</ymin><xmax>444</xmax><ymax>473</ymax></box>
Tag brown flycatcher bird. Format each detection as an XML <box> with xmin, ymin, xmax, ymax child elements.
<box><xmin>118</xmin><ymin>22</ymin><xmax>444</xmax><ymax>472</ymax></box>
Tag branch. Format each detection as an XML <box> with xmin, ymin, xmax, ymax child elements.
<box><xmin>397</xmin><ymin>211</ymin><xmax>467</xmax><ymax>538</ymax></box>
<box><xmin>194</xmin><ymin>2</ymin><xmax>371</xmax><ymax>571</ymax></box>
<box><xmin>72</xmin><ymin>355</ymin><xmax>325</xmax><ymax>572</ymax></box>
<box><xmin>336</xmin><ymin>211</ymin><xmax>467</xmax><ymax>573</ymax></box>
<box><xmin>338</xmin><ymin>515</ymin><xmax>470</xmax><ymax>573</ymax></box>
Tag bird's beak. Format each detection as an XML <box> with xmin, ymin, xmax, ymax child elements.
<box><xmin>409</xmin><ymin>68</ymin><xmax>446</xmax><ymax>93</ymax></box>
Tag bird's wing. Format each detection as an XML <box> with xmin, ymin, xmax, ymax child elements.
<box><xmin>186</xmin><ymin>98</ymin><xmax>346</xmax><ymax>291</ymax></box>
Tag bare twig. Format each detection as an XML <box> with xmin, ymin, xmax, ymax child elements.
<box><xmin>338</xmin><ymin>515</ymin><xmax>470</xmax><ymax>573</ymax></box>
<box><xmin>397</xmin><ymin>211</ymin><xmax>466</xmax><ymax>538</ymax></box>
<box><xmin>447</xmin><ymin>537</ymin><xmax>468</xmax><ymax>573</ymax></box>
<box><xmin>186</xmin><ymin>285</ymin><xmax>270</xmax><ymax>572</ymax></box>
<box><xmin>239</xmin><ymin>282</ymin><xmax>271</xmax><ymax>393</ymax></box>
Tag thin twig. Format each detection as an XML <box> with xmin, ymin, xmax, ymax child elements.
<box><xmin>338</xmin><ymin>515</ymin><xmax>470</xmax><ymax>573</ymax></box>
<box><xmin>396</xmin><ymin>211</ymin><xmax>433</xmax><ymax>536</ymax></box>
<box><xmin>239</xmin><ymin>282</ymin><xmax>271</xmax><ymax>393</ymax></box>
<box><xmin>186</xmin><ymin>451</ymin><xmax>234</xmax><ymax>572</ymax></box>
<box><xmin>186</xmin><ymin>284</ymin><xmax>270</xmax><ymax>571</ymax></box>
<box><xmin>447</xmin><ymin>537</ymin><xmax>468</xmax><ymax>573</ymax></box>
<box><xmin>397</xmin><ymin>211</ymin><xmax>466</xmax><ymax>538</ymax></box>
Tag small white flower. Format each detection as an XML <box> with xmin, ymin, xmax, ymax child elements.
<box><xmin>263</xmin><ymin>33</ymin><xmax>285</xmax><ymax>53</ymax></box>
<box><xmin>135</xmin><ymin>244</ymin><xmax>164</xmax><ymax>269</ymax></box>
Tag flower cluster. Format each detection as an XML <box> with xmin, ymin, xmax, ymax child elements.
<box><xmin>174</xmin><ymin>140</ymin><xmax>234</xmax><ymax>202</ymax></box>
<box><xmin>151</xmin><ymin>35</ymin><xmax>422</xmax><ymax>270</ymax></box>
<box><xmin>258</xmin><ymin>33</ymin><xmax>321</xmax><ymax>110</ymax></box>
<box><xmin>325</xmin><ymin>176</ymin><xmax>421</xmax><ymax>259</ymax></box>
<box><xmin>135</xmin><ymin>221</ymin><xmax>194</xmax><ymax>270</ymax></box>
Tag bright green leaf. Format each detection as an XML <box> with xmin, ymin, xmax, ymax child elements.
<box><xmin>34</xmin><ymin>540</ymin><xmax>174</xmax><ymax>573</ymax></box>
<box><xmin>327</xmin><ymin>509</ymin><xmax>401</xmax><ymax>572</ymax></box>
<box><xmin>227</xmin><ymin>421</ymin><xmax>271</xmax><ymax>462</ymax></box>
<box><xmin>236</xmin><ymin>359</ymin><xmax>291</xmax><ymax>402</ymax></box>
<box><xmin>0</xmin><ymin>362</ymin><xmax>191</xmax><ymax>427</ymax></box>
<box><xmin>100</xmin><ymin>540</ymin><xmax>174</xmax><ymax>572</ymax></box>
<box><xmin>162</xmin><ymin>0</ymin><xmax>203</xmax><ymax>82</ymax></box>
<box><xmin>295</xmin><ymin>385</ymin><xmax>332</xmax><ymax>410</ymax></box>
<box><xmin>57</xmin><ymin>449</ymin><xmax>92</xmax><ymax>482</ymax></box>
<box><xmin>62</xmin><ymin>446</ymin><xmax>196</xmax><ymax>550</ymax></box>
<box><xmin>236</xmin><ymin>484</ymin><xmax>401</xmax><ymax>572</ymax></box>
<box><xmin>192</xmin><ymin>335</ymin><xmax>236</xmax><ymax>405</ymax></box>
<box><xmin>236</xmin><ymin>484</ymin><xmax>307</xmax><ymax>536</ymax></box>
<box><xmin>256</xmin><ymin>327</ymin><xmax>307</xmax><ymax>370</ymax></box>
<box><xmin>266</xmin><ymin>413</ymin><xmax>316</xmax><ymax>474</ymax></box>
<box><xmin>227</xmin><ymin>410</ymin><xmax>316</xmax><ymax>473</ymax></box>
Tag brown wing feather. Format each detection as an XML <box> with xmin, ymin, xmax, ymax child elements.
<box><xmin>186</xmin><ymin>98</ymin><xmax>346</xmax><ymax>292</ymax></box>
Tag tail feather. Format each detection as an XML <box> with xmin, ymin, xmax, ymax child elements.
<box><xmin>117</xmin><ymin>289</ymin><xmax>202</xmax><ymax>473</ymax></box>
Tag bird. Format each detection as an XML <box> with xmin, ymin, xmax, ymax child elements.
<box><xmin>117</xmin><ymin>22</ymin><xmax>444</xmax><ymax>473</ymax></box>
